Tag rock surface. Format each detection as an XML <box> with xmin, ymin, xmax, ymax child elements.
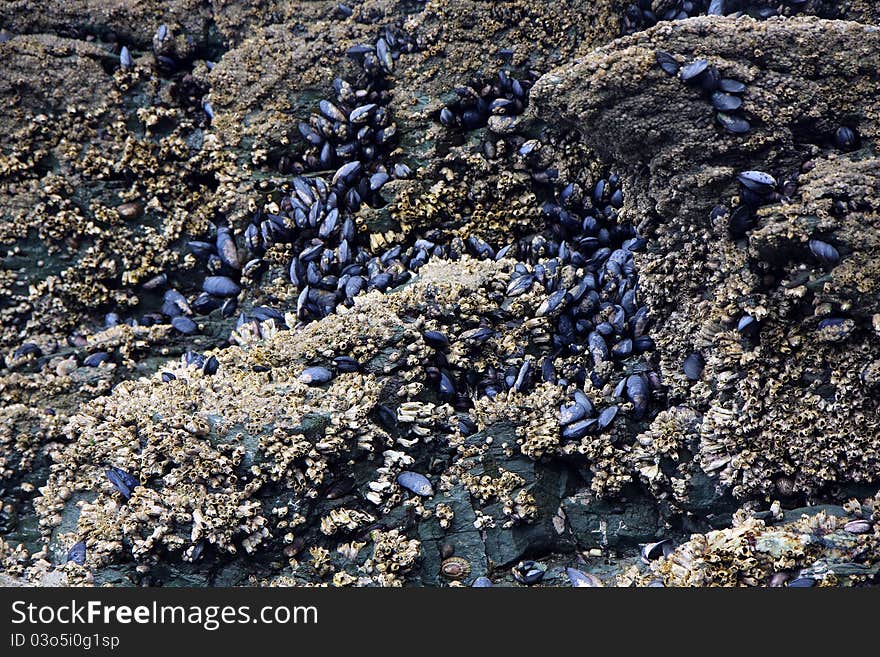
<box><xmin>0</xmin><ymin>4</ymin><xmax>878</xmax><ymax>586</ymax></box>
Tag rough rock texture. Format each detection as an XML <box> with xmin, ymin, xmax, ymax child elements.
<box><xmin>0</xmin><ymin>0</ymin><xmax>214</xmax><ymax>49</ymax></box>
<box><xmin>204</xmin><ymin>19</ymin><xmax>382</xmax><ymax>228</ymax></box>
<box><xmin>30</xmin><ymin>257</ymin><xmax>605</xmax><ymax>586</ymax></box>
<box><xmin>205</xmin><ymin>0</ymin><xmax>625</xmax><ymax>227</ymax></box>
<box><xmin>1</xmin><ymin>4</ymin><xmax>879</xmax><ymax>587</ymax></box>
<box><xmin>533</xmin><ymin>17</ymin><xmax>880</xmax><ymax>221</ymax></box>
<box><xmin>532</xmin><ymin>16</ymin><xmax>880</xmax><ymax>499</ymax></box>
<box><xmin>0</xmin><ymin>33</ymin><xmax>224</xmax><ymax>349</ymax></box>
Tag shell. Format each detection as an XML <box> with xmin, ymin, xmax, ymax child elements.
<box><xmin>716</xmin><ymin>112</ymin><xmax>750</xmax><ymax>134</ymax></box>
<box><xmin>655</xmin><ymin>50</ymin><xmax>680</xmax><ymax>76</ymax></box>
<box><xmin>83</xmin><ymin>352</ymin><xmax>110</xmax><ymax>367</ymax></box>
<box><xmin>397</xmin><ymin>471</ymin><xmax>434</xmax><ymax>497</ymax></box>
<box><xmin>683</xmin><ymin>352</ymin><xmax>705</xmax><ymax>380</ymax></box>
<box><xmin>299</xmin><ymin>366</ymin><xmax>333</xmax><ymax>385</ymax></box>
<box><xmin>787</xmin><ymin>577</ymin><xmax>816</xmax><ymax>588</ymax></box>
<box><xmin>719</xmin><ymin>78</ymin><xmax>746</xmax><ymax>94</ymax></box>
<box><xmin>833</xmin><ymin>126</ymin><xmax>857</xmax><ymax>150</ymax></box>
<box><xmin>203</xmin><ymin>356</ymin><xmax>219</xmax><ymax>375</ymax></box>
<box><xmin>423</xmin><ymin>330</ymin><xmax>449</xmax><ymax>350</ymax></box>
<box><xmin>559</xmin><ymin>402</ymin><xmax>587</xmax><ymax>426</ymax></box>
<box><xmin>597</xmin><ymin>405</ymin><xmax>618</xmax><ymax>429</ymax></box>
<box><xmin>202</xmin><ymin>276</ymin><xmax>241</xmax><ymax>297</ymax></box>
<box><xmin>566</xmin><ymin>568</ymin><xmax>602</xmax><ymax>587</ymax></box>
<box><xmin>562</xmin><ymin>418</ymin><xmax>597</xmax><ymax>441</ymax></box>
<box><xmin>844</xmin><ymin>519</ymin><xmax>872</xmax><ymax>534</ymax></box>
<box><xmin>172</xmin><ymin>316</ymin><xmax>198</xmax><ymax>335</ymax></box>
<box><xmin>105</xmin><ymin>467</ymin><xmax>139</xmax><ymax>500</ymax></box>
<box><xmin>711</xmin><ymin>91</ymin><xmax>742</xmax><ymax>112</ymax></box>
<box><xmin>809</xmin><ymin>239</ymin><xmax>840</xmax><ymax>267</ymax></box>
<box><xmin>679</xmin><ymin>59</ymin><xmax>708</xmax><ymax>82</ymax></box>
<box><xmin>119</xmin><ymin>46</ymin><xmax>133</xmax><ymax>68</ymax></box>
<box><xmin>66</xmin><ymin>541</ymin><xmax>86</xmax><ymax>565</ymax></box>
<box><xmin>512</xmin><ymin>560</ymin><xmax>546</xmax><ymax>585</ymax></box>
<box><xmin>440</xmin><ymin>556</ymin><xmax>470</xmax><ymax>580</ymax></box>
<box><xmin>737</xmin><ymin>170</ymin><xmax>777</xmax><ymax>193</ymax></box>
<box><xmin>641</xmin><ymin>538</ymin><xmax>674</xmax><ymax>562</ymax></box>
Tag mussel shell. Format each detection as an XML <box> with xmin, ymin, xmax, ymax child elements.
<box><xmin>566</xmin><ymin>568</ymin><xmax>602</xmax><ymax>587</ymax></box>
<box><xmin>683</xmin><ymin>352</ymin><xmax>705</xmax><ymax>380</ymax></box>
<box><xmin>397</xmin><ymin>471</ymin><xmax>434</xmax><ymax>496</ymax></box>
<box><xmin>299</xmin><ymin>366</ymin><xmax>333</xmax><ymax>385</ymax></box>
<box><xmin>679</xmin><ymin>58</ymin><xmax>709</xmax><ymax>82</ymax></box>
<box><xmin>716</xmin><ymin>112</ymin><xmax>750</xmax><ymax>134</ymax></box>
<box><xmin>66</xmin><ymin>541</ymin><xmax>86</xmax><ymax>565</ymax></box>
<box><xmin>655</xmin><ymin>50</ymin><xmax>680</xmax><ymax>76</ymax></box>
<box><xmin>641</xmin><ymin>538</ymin><xmax>674</xmax><ymax>562</ymax></box>
<box><xmin>737</xmin><ymin>170</ymin><xmax>777</xmax><ymax>193</ymax></box>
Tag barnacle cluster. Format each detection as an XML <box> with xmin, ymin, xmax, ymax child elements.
<box><xmin>620</xmin><ymin>495</ymin><xmax>880</xmax><ymax>587</ymax></box>
<box><xmin>23</xmin><ymin>258</ymin><xmax>550</xmax><ymax>574</ymax></box>
<box><xmin>532</xmin><ymin>15</ymin><xmax>880</xmax><ymax>506</ymax></box>
<box><xmin>0</xmin><ymin>34</ymin><xmax>224</xmax><ymax>352</ymax></box>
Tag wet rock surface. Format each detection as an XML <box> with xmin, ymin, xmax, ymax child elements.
<box><xmin>0</xmin><ymin>3</ymin><xmax>878</xmax><ymax>586</ymax></box>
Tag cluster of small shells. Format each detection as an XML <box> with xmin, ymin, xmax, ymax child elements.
<box><xmin>16</xmin><ymin>260</ymin><xmax>529</xmax><ymax>571</ymax></box>
<box><xmin>359</xmin><ymin>530</ymin><xmax>421</xmax><ymax>587</ymax></box>
<box><xmin>2</xmin><ymin>0</ymin><xmax>880</xmax><ymax>589</ymax></box>
<box><xmin>0</xmin><ymin>33</ymin><xmax>223</xmax><ymax>353</ymax></box>
<box><xmin>622</xmin><ymin>0</ymin><xmax>841</xmax><ymax>35</ymax></box>
<box><xmin>640</xmin><ymin>158</ymin><xmax>880</xmax><ymax>500</ymax></box>
<box><xmin>620</xmin><ymin>494</ymin><xmax>880</xmax><ymax>587</ymax></box>
<box><xmin>28</xmin><ymin>248</ymin><xmax>682</xmax><ymax>582</ymax></box>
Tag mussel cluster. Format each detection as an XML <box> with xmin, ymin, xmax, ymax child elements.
<box><xmin>93</xmin><ymin>10</ymin><xmax>663</xmax><ymax>497</ymax></box>
<box><xmin>439</xmin><ymin>69</ymin><xmax>536</xmax><ymax>133</ymax></box>
<box><xmin>402</xmin><ymin>141</ymin><xmax>661</xmax><ymax>438</ymax></box>
<box><xmin>229</xmin><ymin>23</ymin><xmax>428</xmax><ymax>325</ymax></box>
<box><xmin>725</xmin><ymin>167</ymin><xmax>853</xmax><ymax>344</ymax></box>
<box><xmin>656</xmin><ymin>52</ymin><xmax>752</xmax><ymax>134</ymax></box>
<box><xmin>120</xmin><ymin>22</ymin><xmax>213</xmax><ymax>114</ymax></box>
<box><xmin>540</xmin><ymin>177</ymin><xmax>659</xmax><ymax>429</ymax></box>
<box><xmin>290</xmin><ymin>22</ymin><xmax>424</xmax><ymax>174</ymax></box>
<box><xmin>727</xmin><ymin>169</ymin><xmax>788</xmax><ymax>238</ymax></box>
<box><xmin>422</xmin><ymin>64</ymin><xmax>662</xmax><ymax>441</ymax></box>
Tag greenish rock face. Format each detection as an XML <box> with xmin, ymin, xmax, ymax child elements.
<box><xmin>416</xmin><ymin>425</ymin><xmax>578</xmax><ymax>585</ymax></box>
<box><xmin>681</xmin><ymin>469</ymin><xmax>738</xmax><ymax>517</ymax></box>
<box><xmin>562</xmin><ymin>493</ymin><xmax>659</xmax><ymax>550</ymax></box>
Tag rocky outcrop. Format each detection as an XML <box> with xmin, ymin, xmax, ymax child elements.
<box><xmin>531</xmin><ymin>16</ymin><xmax>880</xmax><ymax>499</ymax></box>
<box><xmin>1</xmin><ymin>5</ymin><xmax>879</xmax><ymax>588</ymax></box>
<box><xmin>0</xmin><ymin>0</ymin><xmax>214</xmax><ymax>49</ymax></box>
<box><xmin>29</xmin><ymin>257</ymin><xmax>629</xmax><ymax>586</ymax></box>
